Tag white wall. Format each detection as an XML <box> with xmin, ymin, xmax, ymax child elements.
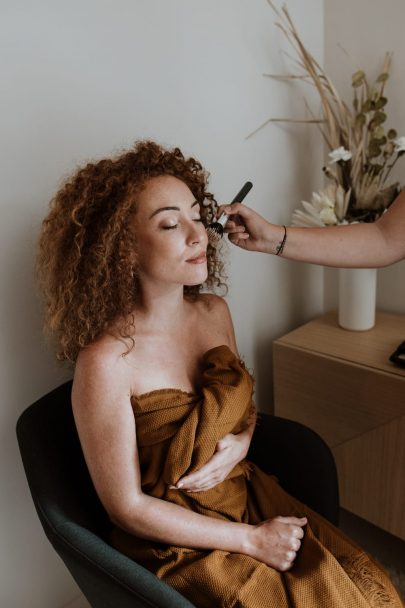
<box><xmin>1</xmin><ymin>1</ymin><xmax>324</xmax><ymax>606</ymax></box>
<box><xmin>324</xmin><ymin>0</ymin><xmax>405</xmax><ymax>313</ymax></box>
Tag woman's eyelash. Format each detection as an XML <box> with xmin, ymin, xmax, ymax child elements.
<box><xmin>162</xmin><ymin>218</ymin><xmax>202</xmax><ymax>230</ymax></box>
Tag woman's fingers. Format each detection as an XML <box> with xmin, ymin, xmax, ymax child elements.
<box><xmin>276</xmin><ymin>519</ymin><xmax>306</xmax><ymax>559</ymax></box>
<box><xmin>291</xmin><ymin>525</ymin><xmax>305</xmax><ymax>539</ymax></box>
<box><xmin>217</xmin><ymin>202</ymin><xmax>250</xmax><ymax>220</ymax></box>
<box><xmin>224</xmin><ymin>221</ymin><xmax>247</xmax><ymax>234</ymax></box>
<box><xmin>274</xmin><ymin>516</ymin><xmax>307</xmax><ymax>526</ymax></box>
<box><xmin>171</xmin><ymin>432</ymin><xmax>248</xmax><ymax>491</ymax></box>
<box><xmin>285</xmin><ymin>550</ymin><xmax>297</xmax><ymax>563</ymax></box>
<box><xmin>171</xmin><ymin>435</ymin><xmax>243</xmax><ymax>491</ymax></box>
<box><xmin>173</xmin><ymin>454</ymin><xmax>226</xmax><ymax>491</ymax></box>
<box><xmin>215</xmin><ymin>203</ymin><xmax>274</xmax><ymax>253</ymax></box>
<box><xmin>281</xmin><ymin>519</ymin><xmax>307</xmax><ymax>544</ymax></box>
<box><xmin>247</xmin><ymin>515</ymin><xmax>308</xmax><ymax>571</ymax></box>
<box><xmin>273</xmin><ymin>518</ymin><xmax>307</xmax><ymax>550</ymax></box>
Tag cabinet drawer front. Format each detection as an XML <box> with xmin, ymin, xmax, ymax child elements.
<box><xmin>273</xmin><ymin>343</ymin><xmax>405</xmax><ymax>448</ymax></box>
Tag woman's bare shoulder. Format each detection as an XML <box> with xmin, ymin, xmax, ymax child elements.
<box><xmin>73</xmin><ymin>334</ymin><xmax>134</xmax><ymax>410</ymax></box>
<box><xmin>75</xmin><ymin>333</ymin><xmax>129</xmax><ymax>373</ymax></box>
<box><xmin>195</xmin><ymin>292</ymin><xmax>230</xmax><ymax>312</ymax></box>
<box><xmin>193</xmin><ymin>293</ymin><xmax>237</xmax><ymax>352</ymax></box>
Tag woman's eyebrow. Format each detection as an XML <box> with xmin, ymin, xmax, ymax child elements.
<box><xmin>149</xmin><ymin>200</ymin><xmax>198</xmax><ymax>219</ymax></box>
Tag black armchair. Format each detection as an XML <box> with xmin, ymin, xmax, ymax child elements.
<box><xmin>16</xmin><ymin>380</ymin><xmax>339</xmax><ymax>608</ymax></box>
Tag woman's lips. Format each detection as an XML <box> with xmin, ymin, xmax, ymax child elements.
<box><xmin>186</xmin><ymin>252</ymin><xmax>207</xmax><ymax>264</ymax></box>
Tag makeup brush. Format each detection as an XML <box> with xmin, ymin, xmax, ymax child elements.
<box><xmin>206</xmin><ymin>181</ymin><xmax>253</xmax><ymax>242</ymax></box>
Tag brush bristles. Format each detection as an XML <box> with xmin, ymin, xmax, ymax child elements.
<box><xmin>206</xmin><ymin>223</ymin><xmax>224</xmax><ymax>242</ymax></box>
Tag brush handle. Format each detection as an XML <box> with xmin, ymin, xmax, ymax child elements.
<box><xmin>217</xmin><ymin>181</ymin><xmax>253</xmax><ymax>227</ymax></box>
<box><xmin>230</xmin><ymin>181</ymin><xmax>253</xmax><ymax>204</ymax></box>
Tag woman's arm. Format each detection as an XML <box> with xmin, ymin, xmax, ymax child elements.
<box><xmin>174</xmin><ymin>296</ymin><xmax>256</xmax><ymax>492</ymax></box>
<box><xmin>218</xmin><ymin>187</ymin><xmax>405</xmax><ymax>268</ymax></box>
<box><xmin>72</xmin><ymin>340</ymin><xmax>305</xmax><ymax>571</ymax></box>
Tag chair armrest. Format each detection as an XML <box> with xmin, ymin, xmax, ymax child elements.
<box><xmin>52</xmin><ymin>522</ymin><xmax>196</xmax><ymax>608</ymax></box>
<box><xmin>248</xmin><ymin>413</ymin><xmax>340</xmax><ymax>526</ymax></box>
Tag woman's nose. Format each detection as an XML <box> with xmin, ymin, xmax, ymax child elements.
<box><xmin>187</xmin><ymin>221</ymin><xmax>207</xmax><ymax>246</ymax></box>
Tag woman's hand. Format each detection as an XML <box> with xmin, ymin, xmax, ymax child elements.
<box><xmin>244</xmin><ymin>516</ymin><xmax>308</xmax><ymax>571</ymax></box>
<box><xmin>171</xmin><ymin>430</ymin><xmax>251</xmax><ymax>492</ymax></box>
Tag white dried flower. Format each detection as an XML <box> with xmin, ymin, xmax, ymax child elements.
<box><xmin>313</xmin><ymin>188</ymin><xmax>335</xmax><ymax>210</ymax></box>
<box><xmin>394</xmin><ymin>136</ymin><xmax>405</xmax><ymax>153</ymax></box>
<box><xmin>328</xmin><ymin>146</ymin><xmax>352</xmax><ymax>163</ymax></box>
<box><xmin>319</xmin><ymin>207</ymin><xmax>338</xmax><ymax>225</ymax></box>
<box><xmin>291</xmin><ymin>184</ymin><xmax>351</xmax><ymax>227</ymax></box>
<box><xmin>291</xmin><ymin>209</ymin><xmax>324</xmax><ymax>227</ymax></box>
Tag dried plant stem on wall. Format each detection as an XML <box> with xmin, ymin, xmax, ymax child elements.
<box><xmin>250</xmin><ymin>1</ymin><xmax>404</xmax><ymax>228</ymax></box>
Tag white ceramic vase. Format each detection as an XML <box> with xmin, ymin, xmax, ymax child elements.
<box><xmin>338</xmin><ymin>268</ymin><xmax>377</xmax><ymax>331</ymax></box>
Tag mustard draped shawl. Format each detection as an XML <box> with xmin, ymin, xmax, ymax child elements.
<box><xmin>109</xmin><ymin>345</ymin><xmax>402</xmax><ymax>607</ymax></box>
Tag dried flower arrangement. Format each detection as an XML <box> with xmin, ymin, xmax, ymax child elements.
<box><xmin>250</xmin><ymin>1</ymin><xmax>405</xmax><ymax>227</ymax></box>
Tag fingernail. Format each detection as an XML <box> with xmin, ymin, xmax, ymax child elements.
<box><xmin>177</xmin><ymin>481</ymin><xmax>184</xmax><ymax>489</ymax></box>
<box><xmin>168</xmin><ymin>485</ymin><xmax>177</xmax><ymax>490</ymax></box>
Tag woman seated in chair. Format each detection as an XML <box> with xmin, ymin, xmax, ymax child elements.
<box><xmin>37</xmin><ymin>141</ymin><xmax>401</xmax><ymax>607</ymax></box>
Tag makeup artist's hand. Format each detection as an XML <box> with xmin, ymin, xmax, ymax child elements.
<box><xmin>171</xmin><ymin>430</ymin><xmax>251</xmax><ymax>492</ymax></box>
<box><xmin>216</xmin><ymin>203</ymin><xmax>280</xmax><ymax>254</ymax></box>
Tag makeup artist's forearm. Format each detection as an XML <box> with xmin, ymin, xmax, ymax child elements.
<box><xmin>113</xmin><ymin>493</ymin><xmax>250</xmax><ymax>553</ymax></box>
<box><xmin>278</xmin><ymin>223</ymin><xmax>399</xmax><ymax>268</ymax></box>
<box><xmin>270</xmin><ymin>190</ymin><xmax>405</xmax><ymax>267</ymax></box>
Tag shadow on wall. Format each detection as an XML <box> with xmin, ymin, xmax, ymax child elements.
<box><xmin>1</xmin><ymin>211</ymin><xmax>75</xmax><ymax>608</ymax></box>
<box><xmin>254</xmin><ymin>337</ymin><xmax>275</xmax><ymax>414</ymax></box>
<box><xmin>3</xmin><ymin>215</ymin><xmax>72</xmax><ymax>409</ymax></box>
<box><xmin>253</xmin><ymin>260</ymin><xmax>323</xmax><ymax>415</ymax></box>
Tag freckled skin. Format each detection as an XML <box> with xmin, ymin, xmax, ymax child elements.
<box><xmin>72</xmin><ymin>174</ymin><xmax>307</xmax><ymax>573</ymax></box>
<box><xmin>218</xmin><ymin>187</ymin><xmax>405</xmax><ymax>268</ymax></box>
<box><xmin>133</xmin><ymin>175</ymin><xmax>209</xmax><ymax>290</ymax></box>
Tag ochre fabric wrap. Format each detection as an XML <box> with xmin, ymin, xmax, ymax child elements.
<box><xmin>109</xmin><ymin>345</ymin><xmax>402</xmax><ymax>607</ymax></box>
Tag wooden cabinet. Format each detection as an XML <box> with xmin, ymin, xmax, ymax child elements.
<box><xmin>273</xmin><ymin>311</ymin><xmax>405</xmax><ymax>540</ymax></box>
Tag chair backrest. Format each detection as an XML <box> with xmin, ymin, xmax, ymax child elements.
<box><xmin>17</xmin><ymin>381</ymin><xmax>109</xmax><ymax>533</ymax></box>
<box><xmin>16</xmin><ymin>381</ymin><xmax>195</xmax><ymax>608</ymax></box>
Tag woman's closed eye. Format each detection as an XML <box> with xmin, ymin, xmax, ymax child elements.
<box><xmin>161</xmin><ymin>218</ymin><xmax>203</xmax><ymax>230</ymax></box>
<box><xmin>162</xmin><ymin>224</ymin><xmax>178</xmax><ymax>230</ymax></box>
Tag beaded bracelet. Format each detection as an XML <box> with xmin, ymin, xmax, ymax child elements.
<box><xmin>275</xmin><ymin>225</ymin><xmax>287</xmax><ymax>256</ymax></box>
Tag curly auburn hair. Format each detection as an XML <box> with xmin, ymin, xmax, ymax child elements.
<box><xmin>37</xmin><ymin>140</ymin><xmax>226</xmax><ymax>362</ymax></box>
